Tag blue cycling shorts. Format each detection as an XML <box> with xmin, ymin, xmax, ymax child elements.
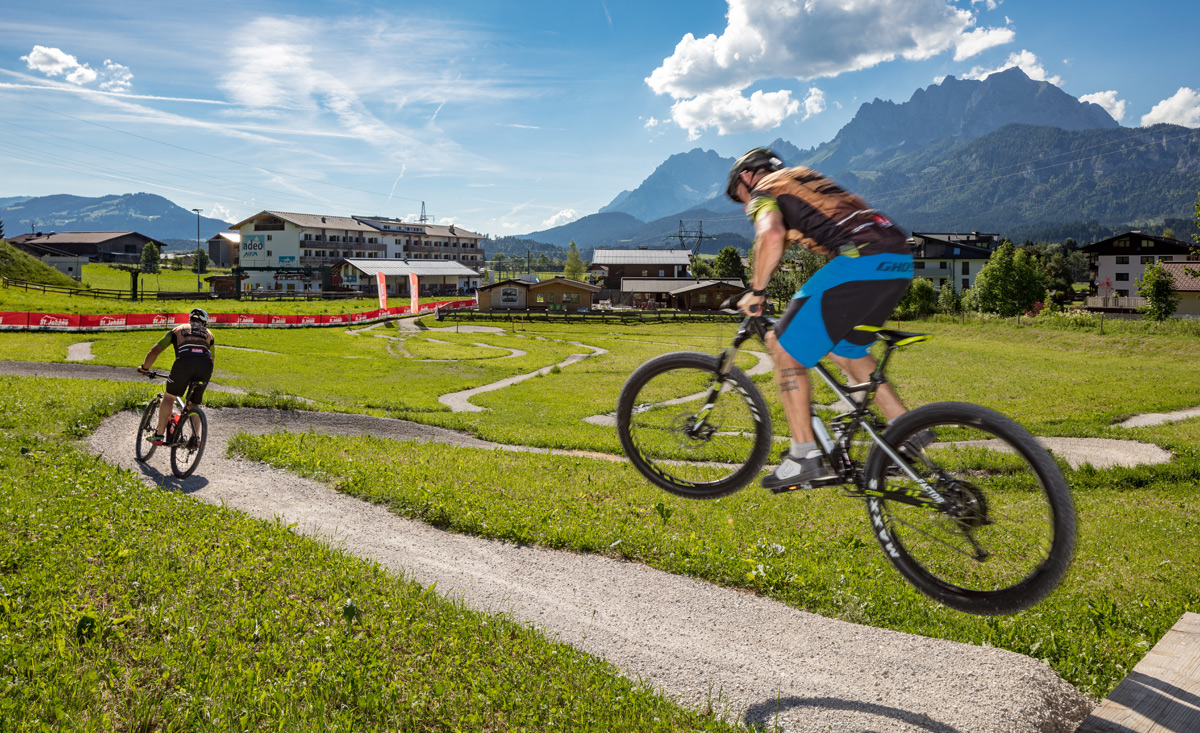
<box><xmin>774</xmin><ymin>252</ymin><xmax>913</xmax><ymax>368</ymax></box>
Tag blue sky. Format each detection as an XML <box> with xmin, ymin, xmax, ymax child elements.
<box><xmin>1</xmin><ymin>0</ymin><xmax>1197</xmax><ymax>237</ymax></box>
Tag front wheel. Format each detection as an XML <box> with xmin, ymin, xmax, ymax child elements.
<box><xmin>863</xmin><ymin>402</ymin><xmax>1075</xmax><ymax>615</ymax></box>
<box><xmin>616</xmin><ymin>351</ymin><xmax>773</xmax><ymax>499</ymax></box>
<box><xmin>170</xmin><ymin>409</ymin><xmax>208</xmax><ymax>478</ymax></box>
<box><xmin>135</xmin><ymin>397</ymin><xmax>160</xmax><ymax>462</ymax></box>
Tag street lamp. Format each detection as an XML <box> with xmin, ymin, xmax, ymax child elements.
<box><xmin>192</xmin><ymin>208</ymin><xmax>202</xmax><ymax>293</ymax></box>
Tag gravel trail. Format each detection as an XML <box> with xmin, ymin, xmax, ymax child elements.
<box><xmin>86</xmin><ymin>407</ymin><xmax>1094</xmax><ymax>732</ymax></box>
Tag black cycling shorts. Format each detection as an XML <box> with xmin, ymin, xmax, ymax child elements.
<box><xmin>166</xmin><ymin>353</ymin><xmax>213</xmax><ymax>403</ymax></box>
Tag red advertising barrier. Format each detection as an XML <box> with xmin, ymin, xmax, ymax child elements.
<box><xmin>0</xmin><ymin>312</ymin><xmax>29</xmax><ymax>330</ymax></box>
<box><xmin>0</xmin><ymin>299</ymin><xmax>476</xmax><ymax>332</ymax></box>
<box><xmin>29</xmin><ymin>313</ymin><xmax>81</xmax><ymax>330</ymax></box>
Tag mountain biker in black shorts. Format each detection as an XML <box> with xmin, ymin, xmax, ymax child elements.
<box><xmin>727</xmin><ymin>148</ymin><xmax>930</xmax><ymax>491</ymax></box>
<box><xmin>138</xmin><ymin>307</ymin><xmax>215</xmax><ymax>445</ymax></box>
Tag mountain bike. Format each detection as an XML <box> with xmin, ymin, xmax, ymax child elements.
<box><xmin>134</xmin><ymin>370</ymin><xmax>208</xmax><ymax>479</ymax></box>
<box><xmin>615</xmin><ymin>308</ymin><xmax>1076</xmax><ymax>615</ymax></box>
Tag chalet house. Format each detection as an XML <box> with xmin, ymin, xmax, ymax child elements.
<box><xmin>909</xmin><ymin>232</ymin><xmax>997</xmax><ymax>292</ymax></box>
<box><xmin>1082</xmin><ymin>232</ymin><xmax>1196</xmax><ymax>299</ymax></box>
<box><xmin>619</xmin><ymin>277</ymin><xmax>745</xmax><ymax>309</ymax></box>
<box><xmin>8</xmin><ymin>231</ymin><xmax>164</xmax><ymax>264</ymax></box>
<box><xmin>591</xmin><ymin>248</ymin><xmax>692</xmax><ymax>289</ymax></box>
<box><xmin>476</xmin><ymin>277</ymin><xmax>600</xmax><ymax>311</ymax></box>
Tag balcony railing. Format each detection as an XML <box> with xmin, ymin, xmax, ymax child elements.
<box><xmin>1086</xmin><ymin>296</ymin><xmax>1146</xmax><ymax>309</ymax></box>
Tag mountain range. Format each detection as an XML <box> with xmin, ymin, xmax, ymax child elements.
<box><xmin>524</xmin><ymin>67</ymin><xmax>1200</xmax><ymax>254</ymax></box>
<box><xmin>0</xmin><ymin>193</ymin><xmax>230</xmax><ymax>249</ymax></box>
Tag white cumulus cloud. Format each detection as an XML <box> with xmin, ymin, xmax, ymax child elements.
<box><xmin>1079</xmin><ymin>90</ymin><xmax>1126</xmax><ymax>122</ymax></box>
<box><xmin>645</xmin><ymin>0</ymin><xmax>1011</xmax><ymax>138</ymax></box>
<box><xmin>671</xmin><ymin>88</ymin><xmax>800</xmax><ymax>141</ymax></box>
<box><xmin>100</xmin><ymin>60</ymin><xmax>133</xmax><ymax>92</ymax></box>
<box><xmin>963</xmin><ymin>49</ymin><xmax>1062</xmax><ymax>86</ymax></box>
<box><xmin>543</xmin><ymin>209</ymin><xmax>581</xmax><ymax>228</ymax></box>
<box><xmin>801</xmin><ymin>87</ymin><xmax>826</xmax><ymax>120</ymax></box>
<box><xmin>20</xmin><ymin>45</ymin><xmax>134</xmax><ymax>91</ymax></box>
<box><xmin>22</xmin><ymin>45</ymin><xmax>96</xmax><ymax>85</ymax></box>
<box><xmin>1141</xmin><ymin>87</ymin><xmax>1200</xmax><ymax>128</ymax></box>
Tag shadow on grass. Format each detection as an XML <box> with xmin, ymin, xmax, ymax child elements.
<box><xmin>744</xmin><ymin>695</ymin><xmax>962</xmax><ymax>733</ymax></box>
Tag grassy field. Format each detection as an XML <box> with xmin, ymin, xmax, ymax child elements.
<box><xmin>2</xmin><ymin>314</ymin><xmax>1199</xmax><ymax>705</ymax></box>
<box><xmin>0</xmin><ymin>376</ymin><xmax>741</xmax><ymax>731</ymax></box>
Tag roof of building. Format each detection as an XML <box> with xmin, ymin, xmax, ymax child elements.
<box><xmin>1162</xmin><ymin>261</ymin><xmax>1200</xmax><ymax>292</ymax></box>
<box><xmin>911</xmin><ymin>237</ymin><xmax>993</xmax><ymax>259</ymax></box>
<box><xmin>8</xmin><ymin>239</ymin><xmax>79</xmax><ymax>258</ymax></box>
<box><xmin>339</xmin><ymin>258</ymin><xmax>480</xmax><ymax>277</ymax></box>
<box><xmin>230</xmin><ymin>211</ymin><xmax>381</xmax><ymax>233</ymax></box>
<box><xmin>9</xmin><ymin>231</ymin><xmax>157</xmax><ymax>245</ymax></box>
<box><xmin>668</xmin><ymin>279</ymin><xmax>746</xmax><ymax>295</ymax></box>
<box><xmin>592</xmin><ymin>248</ymin><xmax>692</xmax><ymax>265</ymax></box>
<box><xmin>620</xmin><ymin>277</ymin><xmax>743</xmax><ymax>293</ymax></box>
<box><xmin>528</xmin><ymin>276</ymin><xmax>601</xmax><ymax>292</ymax></box>
<box><xmin>206</xmin><ymin>232</ymin><xmax>240</xmax><ymax>244</ymax></box>
<box><xmin>1081</xmin><ymin>232</ymin><xmax>1197</xmax><ymax>253</ymax></box>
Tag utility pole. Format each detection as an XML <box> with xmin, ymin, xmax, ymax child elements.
<box><xmin>192</xmin><ymin>208</ymin><xmax>202</xmax><ymax>293</ymax></box>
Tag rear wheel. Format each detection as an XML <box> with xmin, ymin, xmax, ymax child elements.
<box><xmin>864</xmin><ymin>401</ymin><xmax>1075</xmax><ymax>615</ymax></box>
<box><xmin>170</xmin><ymin>409</ymin><xmax>207</xmax><ymax>478</ymax></box>
<box><xmin>134</xmin><ymin>397</ymin><xmax>160</xmax><ymax>462</ymax></box>
<box><xmin>616</xmin><ymin>351</ymin><xmax>772</xmax><ymax>499</ymax></box>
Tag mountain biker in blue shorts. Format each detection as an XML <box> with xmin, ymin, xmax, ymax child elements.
<box><xmin>137</xmin><ymin>307</ymin><xmax>215</xmax><ymax>446</ymax></box>
<box><xmin>727</xmin><ymin>148</ymin><xmax>930</xmax><ymax>491</ymax></box>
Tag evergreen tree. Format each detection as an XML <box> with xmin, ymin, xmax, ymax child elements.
<box><xmin>140</xmin><ymin>241</ymin><xmax>161</xmax><ymax>274</ymax></box>
<box><xmin>0</xmin><ymin>216</ymin><xmax>5</xmax><ymax>240</ymax></box>
<box><xmin>564</xmin><ymin>240</ymin><xmax>587</xmax><ymax>280</ymax></box>
<box><xmin>712</xmin><ymin>246</ymin><xmax>747</xmax><ymax>281</ymax></box>
<box><xmin>1138</xmin><ymin>262</ymin><xmax>1178</xmax><ymax>321</ymax></box>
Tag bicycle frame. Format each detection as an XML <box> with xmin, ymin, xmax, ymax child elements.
<box><xmin>708</xmin><ymin>313</ymin><xmax>945</xmax><ymax>508</ymax></box>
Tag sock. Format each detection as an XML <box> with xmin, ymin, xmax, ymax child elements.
<box><xmin>789</xmin><ymin>440</ymin><xmax>817</xmax><ymax>460</ymax></box>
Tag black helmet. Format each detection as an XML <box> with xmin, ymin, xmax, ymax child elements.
<box><xmin>189</xmin><ymin>307</ymin><xmax>209</xmax><ymax>326</ymax></box>
<box><xmin>726</xmin><ymin>148</ymin><xmax>784</xmax><ymax>200</ymax></box>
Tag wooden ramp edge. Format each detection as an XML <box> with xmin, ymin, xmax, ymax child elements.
<box><xmin>1076</xmin><ymin>612</ymin><xmax>1200</xmax><ymax>732</ymax></box>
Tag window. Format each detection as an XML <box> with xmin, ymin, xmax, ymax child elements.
<box><xmin>266</xmin><ymin>235</ymin><xmax>272</xmax><ymax>241</ymax></box>
<box><xmin>266</xmin><ymin>250</ymin><xmax>272</xmax><ymax>257</ymax></box>
<box><xmin>698</xmin><ymin>293</ymin><xmax>708</xmax><ymax>304</ymax></box>
<box><xmin>1161</xmin><ymin>256</ymin><xmax>1174</xmax><ymax>262</ymax></box>
<box><xmin>1116</xmin><ymin>289</ymin><xmax>1129</xmax><ymax>297</ymax></box>
<box><xmin>1115</xmin><ymin>272</ymin><xmax>1129</xmax><ymax>281</ymax></box>
<box><xmin>962</xmin><ymin>278</ymin><xmax>969</xmax><ymax>290</ymax></box>
<box><xmin>1141</xmin><ymin>256</ymin><xmax>1155</xmax><ymax>265</ymax></box>
<box><xmin>961</xmin><ymin>262</ymin><xmax>969</xmax><ymax>275</ymax></box>
<box><xmin>915</xmin><ymin>261</ymin><xmax>926</xmax><ymax>269</ymax></box>
<box><xmin>940</xmin><ymin>261</ymin><xmax>947</xmax><ymax>269</ymax></box>
<box><xmin>562</xmin><ymin>292</ymin><xmax>580</xmax><ymax>303</ymax></box>
<box><xmin>1115</xmin><ymin>256</ymin><xmax>1129</xmax><ymax>265</ymax></box>
<box><xmin>536</xmin><ymin>293</ymin><xmax>546</xmax><ymax>303</ymax></box>
<box><xmin>659</xmin><ymin>269</ymin><xmax>666</xmax><ymax>277</ymax></box>
<box><xmin>641</xmin><ymin>270</ymin><xmax>649</xmax><ymax>277</ymax></box>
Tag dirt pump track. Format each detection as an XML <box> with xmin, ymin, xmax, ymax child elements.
<box><xmin>82</xmin><ymin>404</ymin><xmax>1094</xmax><ymax>733</ymax></box>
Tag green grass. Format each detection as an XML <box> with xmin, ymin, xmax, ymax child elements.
<box><xmin>0</xmin><ymin>240</ymin><xmax>81</xmax><ymax>289</ymax></box>
<box><xmin>6</xmin><ymin>314</ymin><xmax>1200</xmax><ymax>704</ymax></box>
<box><xmin>0</xmin><ymin>376</ymin><xmax>742</xmax><ymax>731</ymax></box>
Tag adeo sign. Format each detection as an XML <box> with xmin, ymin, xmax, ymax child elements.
<box><xmin>241</xmin><ymin>234</ymin><xmax>267</xmax><ymax>259</ymax></box>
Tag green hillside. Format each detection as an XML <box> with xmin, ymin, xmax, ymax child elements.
<box><xmin>0</xmin><ymin>240</ymin><xmax>81</xmax><ymax>289</ymax></box>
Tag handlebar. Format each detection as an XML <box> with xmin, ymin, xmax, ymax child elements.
<box><xmin>138</xmin><ymin>367</ymin><xmax>168</xmax><ymax>380</ymax></box>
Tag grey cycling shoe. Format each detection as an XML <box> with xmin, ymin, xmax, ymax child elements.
<box><xmin>762</xmin><ymin>450</ymin><xmax>834</xmax><ymax>492</ymax></box>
